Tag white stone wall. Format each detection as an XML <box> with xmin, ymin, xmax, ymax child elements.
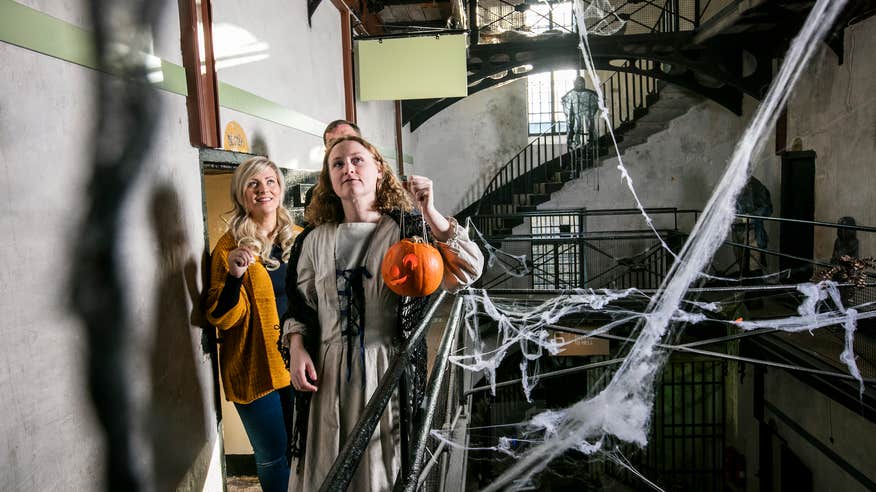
<box><xmin>0</xmin><ymin>1</ymin><xmax>376</xmax><ymax>490</ymax></box>
<box><xmin>786</xmin><ymin>15</ymin><xmax>876</xmax><ymax>260</ymax></box>
<box><xmin>765</xmin><ymin>368</ymin><xmax>876</xmax><ymax>490</ymax></box>
<box><xmin>210</xmin><ymin>2</ymin><xmax>342</xmax><ymax>171</ymax></box>
<box><xmin>1</xmin><ymin>42</ymin><xmax>106</xmax><ymax>491</ymax></box>
<box><xmin>411</xmin><ymin>78</ymin><xmax>529</xmax><ymax>215</ymax></box>
<box><xmin>543</xmin><ymin>97</ymin><xmax>778</xmax><ymax>224</ymax></box>
<box><xmin>0</xmin><ymin>38</ymin><xmax>213</xmax><ymax>492</ymax></box>
<box><xmin>212</xmin><ymin>1</ymin><xmax>344</xmax><ymax>125</ymax></box>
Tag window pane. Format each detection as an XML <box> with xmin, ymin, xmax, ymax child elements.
<box><xmin>524</xmin><ymin>2</ymin><xmax>575</xmax><ymax>33</ymax></box>
<box><xmin>527</xmin><ymin>69</ymin><xmax>581</xmax><ymax>135</ymax></box>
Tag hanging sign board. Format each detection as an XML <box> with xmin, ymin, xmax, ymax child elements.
<box><xmin>355</xmin><ymin>34</ymin><xmax>468</xmax><ymax>101</ymax></box>
<box><xmin>550</xmin><ymin>331</ymin><xmax>610</xmax><ymax>356</ymax></box>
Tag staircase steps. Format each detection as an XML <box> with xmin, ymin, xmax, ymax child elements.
<box><xmin>512</xmin><ymin>193</ymin><xmax>551</xmax><ymax>207</ymax></box>
<box><xmin>615</xmin><ymin>86</ymin><xmax>703</xmax><ymax>152</ymax></box>
<box><xmin>535</xmin><ymin>182</ymin><xmax>565</xmax><ymax>194</ymax></box>
<box><xmin>459</xmin><ymin>85</ymin><xmax>703</xmax><ymax>243</ymax></box>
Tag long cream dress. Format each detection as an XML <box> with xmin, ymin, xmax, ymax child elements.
<box><xmin>284</xmin><ymin>215</ymin><xmax>483</xmax><ymax>492</ymax></box>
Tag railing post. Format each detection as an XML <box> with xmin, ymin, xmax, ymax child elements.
<box><xmin>578</xmin><ymin>210</ymin><xmax>587</xmax><ymax>287</ymax></box>
<box><xmin>743</xmin><ymin>217</ymin><xmax>751</xmax><ymax>278</ymax></box>
<box><xmin>395</xmin><ymin>296</ymin><xmax>465</xmax><ymax>492</ymax></box>
<box><xmin>610</xmin><ymin>77</ymin><xmax>616</xmax><ymax>127</ymax></box>
<box><xmin>398</xmin><ymin>367</ymin><xmax>411</xmax><ymax>477</ymax></box>
<box><xmin>319</xmin><ymin>292</ymin><xmax>448</xmax><ymax>492</ymax></box>
<box><xmin>643</xmin><ymin>73</ymin><xmax>648</xmax><ymax>102</ymax></box>
<box><xmin>468</xmin><ymin>0</ymin><xmax>478</xmax><ymax>46</ymax></box>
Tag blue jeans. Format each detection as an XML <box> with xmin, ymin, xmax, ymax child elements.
<box><xmin>234</xmin><ymin>387</ymin><xmax>293</xmax><ymax>492</ymax></box>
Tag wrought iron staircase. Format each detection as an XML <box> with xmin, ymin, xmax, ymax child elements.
<box><xmin>456</xmin><ymin>66</ymin><xmax>672</xmax><ymax>239</ymax></box>
<box><xmin>401</xmin><ymin>0</ymin><xmax>875</xmax><ymax>130</ymax></box>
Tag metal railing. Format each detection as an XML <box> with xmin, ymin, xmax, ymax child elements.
<box><xmin>464</xmin><ymin>66</ymin><xmax>661</xmax><ymax>226</ymax></box>
<box><xmin>395</xmin><ymin>297</ymin><xmax>466</xmax><ymax>492</ymax></box>
<box><xmin>478</xmin><ymin>209</ymin><xmax>876</xmax><ymax>380</ymax></box>
<box><xmin>474</xmin><ymin>208</ymin><xmax>697</xmax><ymax>289</ymax></box>
<box><xmin>318</xmin><ymin>211</ymin><xmax>875</xmax><ymax>490</ymax></box>
<box><xmin>472</xmin><ymin>121</ymin><xmax>568</xmax><ymax>217</ymax></box>
<box><xmin>319</xmin><ymin>293</ymin><xmax>472</xmax><ymax>491</ymax></box>
<box><xmin>319</xmin><ymin>291</ymin><xmax>448</xmax><ymax>491</ymax></box>
<box><xmin>596</xmin><ymin>61</ymin><xmax>661</xmax><ymax>138</ymax></box>
<box><xmin>475</xmin><ymin>0</ymin><xmax>705</xmax><ymax>41</ymax></box>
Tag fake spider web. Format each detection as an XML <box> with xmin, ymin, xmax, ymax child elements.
<box><xmin>431</xmin><ymin>0</ymin><xmax>872</xmax><ymax>490</ymax></box>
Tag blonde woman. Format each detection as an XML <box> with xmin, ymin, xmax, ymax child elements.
<box><xmin>281</xmin><ymin>136</ymin><xmax>483</xmax><ymax>491</ymax></box>
<box><xmin>205</xmin><ymin>156</ymin><xmax>298</xmax><ymax>492</ymax></box>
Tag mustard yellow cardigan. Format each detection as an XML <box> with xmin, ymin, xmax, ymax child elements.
<box><xmin>206</xmin><ymin>231</ymin><xmax>291</xmax><ymax>404</ymax></box>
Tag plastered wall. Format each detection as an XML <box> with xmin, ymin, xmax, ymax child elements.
<box><xmin>0</xmin><ymin>39</ymin><xmax>214</xmax><ymax>492</ymax></box>
<box><xmin>728</xmin><ymin>364</ymin><xmax>876</xmax><ymax>492</ymax></box>
<box><xmin>785</xmin><ymin>15</ymin><xmax>876</xmax><ymax>260</ymax></box>
<box><xmin>0</xmin><ymin>0</ymin><xmax>381</xmax><ymax>490</ymax></box>
<box><xmin>411</xmin><ymin>78</ymin><xmax>529</xmax><ymax>215</ymax></box>
<box><xmin>544</xmin><ymin>96</ymin><xmax>778</xmax><ymax>222</ymax></box>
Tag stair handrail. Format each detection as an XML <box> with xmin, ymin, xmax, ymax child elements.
<box><xmin>474</xmin><ymin>0</ymin><xmax>703</xmax><ymax>42</ymax></box>
<box><xmin>596</xmin><ymin>59</ymin><xmax>662</xmax><ymax>137</ymax></box>
<box><xmin>468</xmin><ymin>66</ymin><xmax>660</xmax><ymax>221</ymax></box>
<box><xmin>473</xmin><ymin>119</ymin><xmax>565</xmax><ymax>216</ymax></box>
<box><xmin>319</xmin><ymin>292</ymin><xmax>449</xmax><ymax>491</ymax></box>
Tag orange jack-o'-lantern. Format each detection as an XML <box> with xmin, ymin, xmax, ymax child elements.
<box><xmin>381</xmin><ymin>237</ymin><xmax>444</xmax><ymax>297</ymax></box>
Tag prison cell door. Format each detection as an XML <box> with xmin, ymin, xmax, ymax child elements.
<box><xmin>779</xmin><ymin>150</ymin><xmax>816</xmax><ymax>282</ymax></box>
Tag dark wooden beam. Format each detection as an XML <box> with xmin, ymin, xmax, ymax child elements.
<box><xmin>178</xmin><ymin>0</ymin><xmax>220</xmax><ymax>147</ymax></box>
<box><xmin>328</xmin><ymin>1</ymin><xmax>359</xmax><ymax>122</ymax></box>
<box><xmin>395</xmin><ymin>100</ymin><xmax>405</xmax><ymax>175</ymax></box>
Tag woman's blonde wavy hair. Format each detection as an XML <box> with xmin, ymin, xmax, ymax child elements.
<box><xmin>226</xmin><ymin>156</ymin><xmax>295</xmax><ymax>270</ymax></box>
<box><xmin>305</xmin><ymin>135</ymin><xmax>411</xmax><ymax>226</ymax></box>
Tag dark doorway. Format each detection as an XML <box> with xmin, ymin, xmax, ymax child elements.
<box><xmin>779</xmin><ymin>150</ymin><xmax>816</xmax><ymax>282</ymax></box>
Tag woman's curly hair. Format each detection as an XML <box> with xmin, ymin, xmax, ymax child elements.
<box><xmin>305</xmin><ymin>135</ymin><xmax>411</xmax><ymax>226</ymax></box>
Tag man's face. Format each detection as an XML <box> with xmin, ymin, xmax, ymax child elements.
<box><xmin>324</xmin><ymin>124</ymin><xmax>359</xmax><ymax>146</ymax></box>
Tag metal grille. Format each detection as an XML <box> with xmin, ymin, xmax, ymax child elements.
<box><xmin>530</xmin><ymin>230</ymin><xmax>674</xmax><ymax>290</ymax></box>
<box><xmin>478</xmin><ymin>3</ymin><xmax>525</xmax><ymax>32</ymax></box>
<box><xmin>462</xmin><ymin>351</ymin><xmax>727</xmax><ymax>490</ymax></box>
<box><xmin>589</xmin><ymin>358</ymin><xmax>727</xmax><ymax>490</ymax></box>
<box><xmin>527</xmin><ymin>72</ymin><xmax>555</xmax><ymax>135</ymax></box>
<box><xmin>646</xmin><ymin>359</ymin><xmax>726</xmax><ymax>491</ymax></box>
<box><xmin>479</xmin><ymin>0</ymin><xmax>700</xmax><ymax>37</ymax></box>
<box><xmin>418</xmin><ymin>321</ymin><xmax>466</xmax><ymax>491</ymax></box>
<box><xmin>525</xmin><ymin>2</ymin><xmax>576</xmax><ymax>33</ymax></box>
<box><xmin>583</xmin><ymin>234</ymin><xmax>669</xmax><ymax>290</ymax></box>
<box><xmin>531</xmin><ymin>215</ymin><xmax>583</xmax><ymax>288</ymax></box>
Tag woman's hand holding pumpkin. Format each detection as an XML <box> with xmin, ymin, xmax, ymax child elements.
<box><xmin>403</xmin><ymin>175</ymin><xmax>451</xmax><ymax>242</ymax></box>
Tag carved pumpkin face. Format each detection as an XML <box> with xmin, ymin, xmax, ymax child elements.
<box><xmin>381</xmin><ymin>237</ymin><xmax>444</xmax><ymax>297</ymax></box>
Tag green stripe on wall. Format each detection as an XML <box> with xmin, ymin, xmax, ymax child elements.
<box><xmin>218</xmin><ymin>82</ymin><xmax>324</xmax><ymax>137</ymax></box>
<box><xmin>0</xmin><ymin>0</ymin><xmax>97</xmax><ymax>69</ymax></box>
<box><xmin>0</xmin><ymin>0</ymin><xmax>415</xmax><ymax>163</ymax></box>
<box><xmin>155</xmin><ymin>60</ymin><xmax>189</xmax><ymax>96</ymax></box>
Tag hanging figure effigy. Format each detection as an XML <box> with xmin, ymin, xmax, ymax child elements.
<box><xmin>561</xmin><ymin>76</ymin><xmax>600</xmax><ymax>155</ymax></box>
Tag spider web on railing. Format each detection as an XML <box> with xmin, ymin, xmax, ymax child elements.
<box><xmin>432</xmin><ymin>0</ymin><xmax>869</xmax><ymax>490</ymax></box>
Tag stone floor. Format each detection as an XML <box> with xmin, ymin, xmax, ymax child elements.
<box><xmin>226</xmin><ymin>476</ymin><xmax>261</xmax><ymax>491</ymax></box>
